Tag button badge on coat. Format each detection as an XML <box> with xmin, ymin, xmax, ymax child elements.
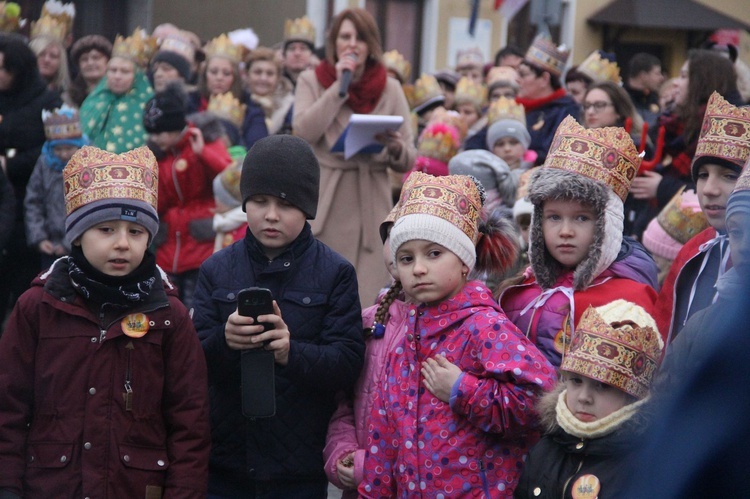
<box><xmin>571</xmin><ymin>474</ymin><xmax>601</xmax><ymax>499</ymax></box>
<box><xmin>122</xmin><ymin>313</ymin><xmax>150</xmax><ymax>338</ymax></box>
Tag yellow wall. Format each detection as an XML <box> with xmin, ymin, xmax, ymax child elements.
<box><xmin>435</xmin><ymin>0</ymin><xmax>504</xmax><ymax>69</ymax></box>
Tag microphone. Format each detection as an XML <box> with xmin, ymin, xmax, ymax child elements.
<box><xmin>338</xmin><ymin>54</ymin><xmax>357</xmax><ymax>98</ymax></box>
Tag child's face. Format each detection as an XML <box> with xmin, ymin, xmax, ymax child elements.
<box><xmin>53</xmin><ymin>144</ymin><xmax>80</xmax><ymax>164</ymax></box>
<box><xmin>149</xmin><ymin>130</ymin><xmax>183</xmax><ymax>151</ymax></box>
<box><xmin>516</xmin><ymin>214</ymin><xmax>531</xmax><ymax>248</ymax></box>
<box><xmin>395</xmin><ymin>239</ymin><xmax>469</xmax><ymax>306</ymax></box>
<box><xmin>245</xmin><ymin>194</ymin><xmax>306</xmax><ymax>260</ymax></box>
<box><xmin>77</xmin><ymin>220</ymin><xmax>149</xmax><ymax>276</ymax></box>
<box><xmin>456</xmin><ymin>103</ymin><xmax>480</xmax><ymax>129</ymax></box>
<box><xmin>696</xmin><ymin>163</ymin><xmax>739</xmax><ymax>232</ymax></box>
<box><xmin>492</xmin><ymin>137</ymin><xmax>525</xmax><ymax>169</ymax></box>
<box><xmin>565</xmin><ymin>373</ymin><xmax>632</xmax><ymax>422</ymax></box>
<box><xmin>542</xmin><ymin>198</ymin><xmax>597</xmax><ymax>269</ymax></box>
<box><xmin>727</xmin><ymin>211</ymin><xmax>750</xmax><ymax>271</ymax></box>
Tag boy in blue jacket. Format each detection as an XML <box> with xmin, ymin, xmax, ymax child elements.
<box><xmin>191</xmin><ymin>135</ymin><xmax>365</xmax><ymax>498</ymax></box>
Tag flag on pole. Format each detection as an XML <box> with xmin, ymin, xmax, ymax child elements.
<box><xmin>469</xmin><ymin>0</ymin><xmax>480</xmax><ymax>36</ymax></box>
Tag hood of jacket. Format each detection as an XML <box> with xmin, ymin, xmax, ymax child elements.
<box><xmin>528</xmin><ymin>167</ymin><xmax>623</xmax><ymax>290</ymax></box>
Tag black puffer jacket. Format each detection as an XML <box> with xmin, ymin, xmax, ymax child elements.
<box><xmin>192</xmin><ymin>224</ymin><xmax>364</xmax><ymax>492</ymax></box>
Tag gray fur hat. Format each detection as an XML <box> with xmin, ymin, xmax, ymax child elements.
<box><xmin>448</xmin><ymin>150</ymin><xmax>517</xmax><ymax>205</ymax></box>
<box><xmin>527</xmin><ymin>167</ymin><xmax>624</xmax><ymax>290</ymax></box>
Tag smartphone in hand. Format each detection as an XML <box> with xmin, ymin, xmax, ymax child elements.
<box><xmin>237</xmin><ymin>287</ymin><xmax>276</xmax><ymax>418</ymax></box>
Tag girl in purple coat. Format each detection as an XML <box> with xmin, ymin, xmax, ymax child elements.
<box><xmin>359</xmin><ymin>172</ymin><xmax>556</xmax><ymax>498</ymax></box>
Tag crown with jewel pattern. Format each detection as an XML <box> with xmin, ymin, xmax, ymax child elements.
<box><xmin>524</xmin><ymin>33</ymin><xmax>569</xmax><ymax>77</ymax></box>
<box><xmin>208</xmin><ymin>92</ymin><xmax>246</xmax><ymax>128</ymax></box>
<box><xmin>284</xmin><ymin>15</ymin><xmax>315</xmax><ymax>47</ymax></box>
<box><xmin>383</xmin><ymin>49</ymin><xmax>411</xmax><ymax>83</ymax></box>
<box><xmin>693</xmin><ymin>92</ymin><xmax>750</xmax><ymax>173</ymax></box>
<box><xmin>112</xmin><ymin>28</ymin><xmax>157</xmax><ymax>68</ymax></box>
<box><xmin>0</xmin><ymin>2</ymin><xmax>24</xmax><ymax>32</ymax></box>
<box><xmin>454</xmin><ymin>77</ymin><xmax>487</xmax><ymax>109</ymax></box>
<box><xmin>204</xmin><ymin>33</ymin><xmax>245</xmax><ymax>64</ymax></box>
<box><xmin>455</xmin><ymin>46</ymin><xmax>484</xmax><ymax>69</ymax></box>
<box><xmin>487</xmin><ymin>96</ymin><xmax>526</xmax><ymax>126</ymax></box>
<box><xmin>578</xmin><ymin>50</ymin><xmax>621</xmax><ymax>85</ymax></box>
<box><xmin>561</xmin><ymin>301</ymin><xmax>663</xmax><ymax>399</ymax></box>
<box><xmin>656</xmin><ymin>187</ymin><xmax>709</xmax><ymax>245</ymax></box>
<box><xmin>43</xmin><ymin>104</ymin><xmax>82</xmax><ymax>140</ymax></box>
<box><xmin>544</xmin><ymin>116</ymin><xmax>640</xmax><ymax>202</ymax></box>
<box><xmin>404</xmin><ymin>73</ymin><xmax>445</xmax><ymax>114</ymax></box>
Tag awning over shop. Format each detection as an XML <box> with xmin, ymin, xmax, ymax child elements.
<box><xmin>588</xmin><ymin>0</ymin><xmax>750</xmax><ymax>32</ymax></box>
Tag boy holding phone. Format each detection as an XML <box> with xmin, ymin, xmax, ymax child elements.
<box><xmin>191</xmin><ymin>135</ymin><xmax>365</xmax><ymax>498</ymax></box>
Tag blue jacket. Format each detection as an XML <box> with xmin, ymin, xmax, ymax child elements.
<box><xmin>192</xmin><ymin>224</ymin><xmax>364</xmax><ymax>492</ymax></box>
<box><xmin>524</xmin><ymin>93</ymin><xmax>580</xmax><ymax>165</ymax></box>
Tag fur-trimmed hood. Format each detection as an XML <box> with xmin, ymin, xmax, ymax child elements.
<box><xmin>527</xmin><ymin>167</ymin><xmax>624</xmax><ymax>290</ymax></box>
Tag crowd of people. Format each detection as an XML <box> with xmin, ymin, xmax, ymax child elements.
<box><xmin>0</xmin><ymin>1</ymin><xmax>749</xmax><ymax>497</ymax></box>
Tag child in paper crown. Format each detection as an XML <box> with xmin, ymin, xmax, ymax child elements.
<box><xmin>143</xmin><ymin>81</ymin><xmax>232</xmax><ymax>309</ymax></box>
<box><xmin>404</xmin><ymin>109</ymin><xmax>467</xmax><ymax>179</ymax></box>
<box><xmin>0</xmin><ymin>146</ymin><xmax>211</xmax><ymax>498</ymax></box>
<box><xmin>514</xmin><ymin>300</ymin><xmax>663</xmax><ymax>499</ymax></box>
<box><xmin>359</xmin><ymin>172</ymin><xmax>556</xmax><ymax>498</ymax></box>
<box><xmin>499</xmin><ymin>117</ymin><xmax>659</xmax><ymax>368</ymax></box>
<box><xmin>211</xmin><ymin>159</ymin><xmax>247</xmax><ymax>252</ymax></box>
<box><xmin>653</xmin><ymin>92</ymin><xmax>750</xmax><ymax>343</ymax></box>
<box><xmin>24</xmin><ymin>105</ymin><xmax>90</xmax><ymax>270</ymax></box>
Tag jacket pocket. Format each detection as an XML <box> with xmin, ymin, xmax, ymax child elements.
<box><xmin>282</xmin><ymin>290</ymin><xmax>328</xmax><ymax>340</ymax></box>
<box><xmin>119</xmin><ymin>443</ymin><xmax>170</xmax><ymax>471</ymax></box>
<box><xmin>27</xmin><ymin>442</ymin><xmax>75</xmax><ymax>468</ymax></box>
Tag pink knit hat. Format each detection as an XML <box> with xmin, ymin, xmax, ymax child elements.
<box><xmin>642</xmin><ymin>188</ymin><xmax>707</xmax><ymax>260</ymax></box>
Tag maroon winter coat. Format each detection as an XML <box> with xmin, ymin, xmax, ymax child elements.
<box><xmin>0</xmin><ymin>259</ymin><xmax>211</xmax><ymax>498</ymax></box>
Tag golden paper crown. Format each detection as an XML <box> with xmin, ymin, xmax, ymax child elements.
<box><xmin>208</xmin><ymin>92</ymin><xmax>247</xmax><ymax>128</ymax></box>
<box><xmin>578</xmin><ymin>50</ymin><xmax>621</xmax><ymax>85</ymax></box>
<box><xmin>657</xmin><ymin>187</ymin><xmax>708</xmax><ymax>245</ymax></box>
<box><xmin>454</xmin><ymin>77</ymin><xmax>487</xmax><ymax>108</ymax></box>
<box><xmin>694</xmin><ymin>92</ymin><xmax>750</xmax><ymax>171</ymax></box>
<box><xmin>41</xmin><ymin>1</ymin><xmax>74</xmax><ymax>27</ymax></box>
<box><xmin>396</xmin><ymin>171</ymin><xmax>482</xmax><ymax>244</ymax></box>
<box><xmin>63</xmin><ymin>146</ymin><xmax>158</xmax><ymax>216</ymax></box>
<box><xmin>204</xmin><ymin>33</ymin><xmax>245</xmax><ymax>64</ymax></box>
<box><xmin>42</xmin><ymin>104</ymin><xmax>82</xmax><ymax>140</ymax></box>
<box><xmin>487</xmin><ymin>96</ymin><xmax>526</xmax><ymax>126</ymax></box>
<box><xmin>561</xmin><ymin>302</ymin><xmax>663</xmax><ymax>399</ymax></box>
<box><xmin>219</xmin><ymin>159</ymin><xmax>243</xmax><ymax>202</ymax></box>
<box><xmin>31</xmin><ymin>15</ymin><xmax>66</xmax><ymax>41</ymax></box>
<box><xmin>455</xmin><ymin>46</ymin><xmax>484</xmax><ymax>69</ymax></box>
<box><xmin>545</xmin><ymin>116</ymin><xmax>640</xmax><ymax>202</ymax></box>
<box><xmin>487</xmin><ymin>66</ymin><xmax>519</xmax><ymax>86</ymax></box>
<box><xmin>525</xmin><ymin>34</ymin><xmax>569</xmax><ymax>77</ymax></box>
<box><xmin>0</xmin><ymin>2</ymin><xmax>24</xmax><ymax>32</ymax></box>
<box><xmin>418</xmin><ymin>111</ymin><xmax>466</xmax><ymax>163</ymax></box>
<box><xmin>158</xmin><ymin>32</ymin><xmax>195</xmax><ymax>64</ymax></box>
<box><xmin>405</xmin><ymin>73</ymin><xmax>445</xmax><ymax>113</ymax></box>
<box><xmin>383</xmin><ymin>49</ymin><xmax>411</xmax><ymax>83</ymax></box>
<box><xmin>112</xmin><ymin>28</ymin><xmax>157</xmax><ymax>68</ymax></box>
<box><xmin>284</xmin><ymin>15</ymin><xmax>315</xmax><ymax>46</ymax></box>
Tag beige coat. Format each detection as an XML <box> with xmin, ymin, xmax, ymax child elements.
<box><xmin>294</xmin><ymin>69</ymin><xmax>416</xmax><ymax>306</ymax></box>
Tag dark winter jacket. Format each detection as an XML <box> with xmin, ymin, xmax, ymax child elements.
<box><xmin>0</xmin><ymin>258</ymin><xmax>211</xmax><ymax>498</ymax></box>
<box><xmin>191</xmin><ymin>224</ymin><xmax>365</xmax><ymax>493</ymax></box>
<box><xmin>517</xmin><ymin>90</ymin><xmax>581</xmax><ymax>165</ymax></box>
<box><xmin>0</xmin><ymin>167</ymin><xmax>14</xmax><ymax>263</ymax></box>
<box><xmin>23</xmin><ymin>155</ymin><xmax>68</xmax><ymax>252</ymax></box>
<box><xmin>186</xmin><ymin>90</ymin><xmax>268</xmax><ymax>149</ymax></box>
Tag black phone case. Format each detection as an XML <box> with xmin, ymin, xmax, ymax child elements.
<box><xmin>237</xmin><ymin>288</ymin><xmax>276</xmax><ymax>418</ymax></box>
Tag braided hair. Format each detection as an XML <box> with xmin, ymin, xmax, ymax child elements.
<box><xmin>364</xmin><ymin>281</ymin><xmax>403</xmax><ymax>340</ymax></box>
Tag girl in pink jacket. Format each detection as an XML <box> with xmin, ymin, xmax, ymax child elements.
<box><xmin>357</xmin><ymin>173</ymin><xmax>555</xmax><ymax>498</ymax></box>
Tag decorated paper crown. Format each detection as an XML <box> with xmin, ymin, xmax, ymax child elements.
<box><xmin>158</xmin><ymin>32</ymin><xmax>195</xmax><ymax>64</ymax></box>
<box><xmin>578</xmin><ymin>50</ymin><xmax>621</xmax><ymax>85</ymax></box>
<box><xmin>454</xmin><ymin>77</ymin><xmax>487</xmax><ymax>108</ymax></box>
<box><xmin>656</xmin><ymin>187</ymin><xmax>708</xmax><ymax>245</ymax></box>
<box><xmin>404</xmin><ymin>73</ymin><xmax>444</xmax><ymax>113</ymax></box>
<box><xmin>418</xmin><ymin>111</ymin><xmax>467</xmax><ymax>164</ymax></box>
<box><xmin>0</xmin><ymin>2</ymin><xmax>24</xmax><ymax>32</ymax></box>
<box><xmin>455</xmin><ymin>46</ymin><xmax>484</xmax><ymax>69</ymax></box>
<box><xmin>524</xmin><ymin>33</ymin><xmax>569</xmax><ymax>77</ymax></box>
<box><xmin>208</xmin><ymin>92</ymin><xmax>247</xmax><ymax>128</ymax></box>
<box><xmin>31</xmin><ymin>15</ymin><xmax>66</xmax><ymax>41</ymax></box>
<box><xmin>204</xmin><ymin>33</ymin><xmax>245</xmax><ymax>64</ymax></box>
<box><xmin>284</xmin><ymin>15</ymin><xmax>315</xmax><ymax>46</ymax></box>
<box><xmin>42</xmin><ymin>104</ymin><xmax>82</xmax><ymax>140</ymax></box>
<box><xmin>383</xmin><ymin>49</ymin><xmax>411</xmax><ymax>83</ymax></box>
<box><xmin>693</xmin><ymin>92</ymin><xmax>750</xmax><ymax>172</ymax></box>
<box><xmin>63</xmin><ymin>146</ymin><xmax>158</xmax><ymax>217</ymax></box>
<box><xmin>218</xmin><ymin>159</ymin><xmax>243</xmax><ymax>203</ymax></box>
<box><xmin>545</xmin><ymin>116</ymin><xmax>640</xmax><ymax>202</ymax></box>
<box><xmin>561</xmin><ymin>301</ymin><xmax>663</xmax><ymax>399</ymax></box>
<box><xmin>487</xmin><ymin>96</ymin><xmax>526</xmax><ymax>126</ymax></box>
<box><xmin>395</xmin><ymin>171</ymin><xmax>482</xmax><ymax>244</ymax></box>
<box><xmin>112</xmin><ymin>28</ymin><xmax>157</xmax><ymax>68</ymax></box>
<box><xmin>31</xmin><ymin>0</ymin><xmax>74</xmax><ymax>40</ymax></box>
<box><xmin>487</xmin><ymin>66</ymin><xmax>519</xmax><ymax>86</ymax></box>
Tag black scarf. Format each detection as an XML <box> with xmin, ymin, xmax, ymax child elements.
<box><xmin>68</xmin><ymin>245</ymin><xmax>157</xmax><ymax>307</ymax></box>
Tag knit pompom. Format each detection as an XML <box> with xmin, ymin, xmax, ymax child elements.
<box><xmin>475</xmin><ymin>210</ymin><xmax>520</xmax><ymax>276</ymax></box>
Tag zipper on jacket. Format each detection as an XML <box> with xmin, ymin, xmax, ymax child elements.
<box><xmin>99</xmin><ymin>309</ymin><xmax>107</xmax><ymax>343</ymax></box>
<box><xmin>124</xmin><ymin>343</ymin><xmax>134</xmax><ymax>411</ymax></box>
<box><xmin>171</xmin><ymin>151</ymin><xmax>185</xmax><ymax>203</ymax></box>
<box><xmin>479</xmin><ymin>459</ymin><xmax>490</xmax><ymax>497</ymax></box>
<box><xmin>562</xmin><ymin>452</ymin><xmax>585</xmax><ymax>499</ymax></box>
<box><xmin>173</xmin><ymin>230</ymin><xmax>181</xmax><ymax>273</ymax></box>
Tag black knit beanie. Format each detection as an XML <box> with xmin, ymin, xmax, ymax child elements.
<box><xmin>151</xmin><ymin>49</ymin><xmax>192</xmax><ymax>82</ymax></box>
<box><xmin>241</xmin><ymin>135</ymin><xmax>320</xmax><ymax>219</ymax></box>
<box><xmin>143</xmin><ymin>82</ymin><xmax>187</xmax><ymax>134</ymax></box>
